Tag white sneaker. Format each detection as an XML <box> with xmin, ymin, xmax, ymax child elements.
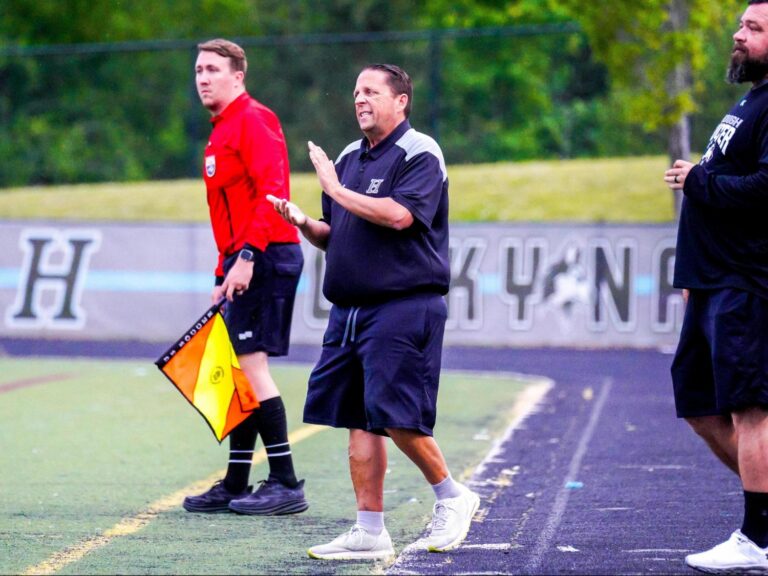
<box><xmin>686</xmin><ymin>530</ymin><xmax>768</xmax><ymax>574</ymax></box>
<box><xmin>422</xmin><ymin>485</ymin><xmax>480</xmax><ymax>553</ymax></box>
<box><xmin>307</xmin><ymin>524</ymin><xmax>395</xmax><ymax>561</ymax></box>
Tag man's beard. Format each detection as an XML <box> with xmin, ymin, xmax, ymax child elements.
<box><xmin>727</xmin><ymin>49</ymin><xmax>768</xmax><ymax>84</ymax></box>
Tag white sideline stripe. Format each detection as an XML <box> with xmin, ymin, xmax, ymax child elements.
<box><xmin>619</xmin><ymin>464</ymin><xmax>688</xmax><ymax>470</ymax></box>
<box><xmin>472</xmin><ymin>377</ymin><xmax>554</xmax><ymax>479</ymax></box>
<box><xmin>522</xmin><ymin>377</ymin><xmax>613</xmax><ymax>575</ymax></box>
<box><xmin>459</xmin><ymin>543</ymin><xmax>511</xmax><ymax>550</ymax></box>
<box><xmin>389</xmin><ymin>376</ymin><xmax>553</xmax><ymax>573</ymax></box>
<box><xmin>266</xmin><ymin>451</ymin><xmax>292</xmax><ymax>457</ymax></box>
<box><xmin>21</xmin><ymin>424</ymin><xmax>327</xmax><ymax>576</ymax></box>
<box><xmin>624</xmin><ymin>549</ymin><xmax>690</xmax><ymax>554</ymax></box>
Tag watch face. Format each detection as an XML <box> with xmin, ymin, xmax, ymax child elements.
<box><xmin>239</xmin><ymin>249</ymin><xmax>254</xmax><ymax>262</ymax></box>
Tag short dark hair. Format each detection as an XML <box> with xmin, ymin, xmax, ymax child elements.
<box><xmin>749</xmin><ymin>0</ymin><xmax>768</xmax><ymax>4</ymax></box>
<box><xmin>197</xmin><ymin>38</ymin><xmax>247</xmax><ymax>74</ymax></box>
<box><xmin>363</xmin><ymin>63</ymin><xmax>413</xmax><ymax>118</ymax></box>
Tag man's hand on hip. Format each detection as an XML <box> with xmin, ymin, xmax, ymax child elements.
<box><xmin>221</xmin><ymin>258</ymin><xmax>254</xmax><ymax>302</ymax></box>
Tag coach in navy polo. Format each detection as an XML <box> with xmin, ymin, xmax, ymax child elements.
<box><xmin>268</xmin><ymin>63</ymin><xmax>479</xmax><ymax>560</ymax></box>
<box><xmin>320</xmin><ymin>116</ymin><xmax>450</xmax><ymax>306</ymax></box>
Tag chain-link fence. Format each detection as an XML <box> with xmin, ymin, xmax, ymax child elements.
<box><xmin>0</xmin><ymin>24</ymin><xmax>737</xmax><ymax>187</ymax></box>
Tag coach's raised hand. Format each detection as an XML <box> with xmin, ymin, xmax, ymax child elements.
<box><xmin>308</xmin><ymin>140</ymin><xmax>341</xmax><ymax>197</ymax></box>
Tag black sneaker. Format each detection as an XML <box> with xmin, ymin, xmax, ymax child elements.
<box><xmin>228</xmin><ymin>479</ymin><xmax>309</xmax><ymax>515</ymax></box>
<box><xmin>183</xmin><ymin>480</ymin><xmax>252</xmax><ymax>513</ymax></box>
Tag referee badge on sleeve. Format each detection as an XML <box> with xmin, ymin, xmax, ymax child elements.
<box><xmin>205</xmin><ymin>155</ymin><xmax>216</xmax><ymax>177</ymax></box>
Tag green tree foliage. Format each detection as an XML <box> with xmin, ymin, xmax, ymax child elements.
<box><xmin>0</xmin><ymin>0</ymin><xmax>270</xmax><ymax>185</ymax></box>
<box><xmin>556</xmin><ymin>0</ymin><xmax>744</xmax><ymax>147</ymax></box>
<box><xmin>0</xmin><ymin>0</ymin><xmax>750</xmax><ymax>187</ymax></box>
<box><xmin>550</xmin><ymin>0</ymin><xmax>745</xmax><ymax>214</ymax></box>
<box><xmin>413</xmin><ymin>0</ymin><xmax>670</xmax><ymax>160</ymax></box>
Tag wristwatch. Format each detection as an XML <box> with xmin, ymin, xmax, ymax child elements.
<box><xmin>238</xmin><ymin>248</ymin><xmax>255</xmax><ymax>262</ymax></box>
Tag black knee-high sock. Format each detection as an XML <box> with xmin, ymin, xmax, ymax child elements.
<box><xmin>742</xmin><ymin>491</ymin><xmax>768</xmax><ymax>547</ymax></box>
<box><xmin>223</xmin><ymin>411</ymin><xmax>259</xmax><ymax>493</ymax></box>
<box><xmin>253</xmin><ymin>397</ymin><xmax>299</xmax><ymax>488</ymax></box>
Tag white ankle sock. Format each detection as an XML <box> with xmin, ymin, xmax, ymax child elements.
<box><xmin>431</xmin><ymin>474</ymin><xmax>463</xmax><ymax>500</ymax></box>
<box><xmin>356</xmin><ymin>510</ymin><xmax>384</xmax><ymax>535</ymax></box>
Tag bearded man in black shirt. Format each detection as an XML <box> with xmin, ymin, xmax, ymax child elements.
<box><xmin>665</xmin><ymin>1</ymin><xmax>768</xmax><ymax>573</ymax></box>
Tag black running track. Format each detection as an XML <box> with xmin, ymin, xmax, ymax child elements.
<box><xmin>1</xmin><ymin>339</ymin><xmax>742</xmax><ymax>575</ymax></box>
<box><xmin>392</xmin><ymin>347</ymin><xmax>742</xmax><ymax>575</ymax></box>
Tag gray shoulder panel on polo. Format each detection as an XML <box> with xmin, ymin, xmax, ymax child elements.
<box><xmin>395</xmin><ymin>128</ymin><xmax>447</xmax><ymax>181</ymax></box>
<box><xmin>335</xmin><ymin>140</ymin><xmax>363</xmax><ymax>164</ymax></box>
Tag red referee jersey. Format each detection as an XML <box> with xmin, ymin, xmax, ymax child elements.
<box><xmin>203</xmin><ymin>92</ymin><xmax>299</xmax><ymax>276</ymax></box>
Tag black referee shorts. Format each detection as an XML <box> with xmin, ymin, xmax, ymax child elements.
<box><xmin>221</xmin><ymin>243</ymin><xmax>303</xmax><ymax>357</ymax></box>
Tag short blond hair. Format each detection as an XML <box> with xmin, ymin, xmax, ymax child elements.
<box><xmin>197</xmin><ymin>38</ymin><xmax>247</xmax><ymax>74</ymax></box>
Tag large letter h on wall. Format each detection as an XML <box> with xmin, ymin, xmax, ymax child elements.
<box><xmin>6</xmin><ymin>229</ymin><xmax>101</xmax><ymax>330</ymax></box>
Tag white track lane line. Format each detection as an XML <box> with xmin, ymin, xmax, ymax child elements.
<box><xmin>522</xmin><ymin>376</ymin><xmax>612</xmax><ymax>574</ymax></box>
<box><xmin>389</xmin><ymin>376</ymin><xmax>554</xmax><ymax>573</ymax></box>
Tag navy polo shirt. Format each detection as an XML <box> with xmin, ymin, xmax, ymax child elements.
<box><xmin>674</xmin><ymin>81</ymin><xmax>768</xmax><ymax>299</ymax></box>
<box><xmin>320</xmin><ymin>120</ymin><xmax>450</xmax><ymax>306</ymax></box>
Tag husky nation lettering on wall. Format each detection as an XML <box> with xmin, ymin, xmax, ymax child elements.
<box><xmin>0</xmin><ymin>222</ymin><xmax>683</xmax><ymax>347</ymax></box>
<box><xmin>498</xmin><ymin>235</ymin><xmax>679</xmax><ymax>335</ymax></box>
<box><xmin>446</xmin><ymin>237</ymin><xmax>486</xmax><ymax>330</ymax></box>
<box><xmin>651</xmin><ymin>238</ymin><xmax>682</xmax><ymax>333</ymax></box>
<box><xmin>300</xmin><ymin>232</ymin><xmax>683</xmax><ymax>345</ymax></box>
<box><xmin>5</xmin><ymin>228</ymin><xmax>101</xmax><ymax>330</ymax></box>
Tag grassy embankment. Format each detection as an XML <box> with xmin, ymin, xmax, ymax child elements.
<box><xmin>0</xmin><ymin>156</ymin><xmax>676</xmax><ymax>223</ymax></box>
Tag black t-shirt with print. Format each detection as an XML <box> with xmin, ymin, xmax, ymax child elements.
<box><xmin>674</xmin><ymin>81</ymin><xmax>768</xmax><ymax>299</ymax></box>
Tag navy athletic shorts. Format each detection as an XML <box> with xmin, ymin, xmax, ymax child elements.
<box><xmin>671</xmin><ymin>287</ymin><xmax>768</xmax><ymax>417</ymax></box>
<box><xmin>221</xmin><ymin>243</ymin><xmax>303</xmax><ymax>357</ymax></box>
<box><xmin>303</xmin><ymin>292</ymin><xmax>448</xmax><ymax>436</ymax></box>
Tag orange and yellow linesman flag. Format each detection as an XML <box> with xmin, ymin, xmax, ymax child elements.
<box><xmin>155</xmin><ymin>301</ymin><xmax>258</xmax><ymax>443</ymax></box>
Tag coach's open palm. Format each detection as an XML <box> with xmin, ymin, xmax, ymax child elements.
<box><xmin>266</xmin><ymin>194</ymin><xmax>307</xmax><ymax>227</ymax></box>
<box><xmin>308</xmin><ymin>141</ymin><xmax>341</xmax><ymax>195</ymax></box>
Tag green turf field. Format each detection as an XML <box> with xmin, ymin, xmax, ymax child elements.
<box><xmin>0</xmin><ymin>357</ymin><xmax>541</xmax><ymax>575</ymax></box>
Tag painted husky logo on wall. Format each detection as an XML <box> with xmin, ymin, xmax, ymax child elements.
<box><xmin>5</xmin><ymin>228</ymin><xmax>101</xmax><ymax>330</ymax></box>
<box><xmin>499</xmin><ymin>235</ymin><xmax>645</xmax><ymax>333</ymax></box>
<box><xmin>541</xmin><ymin>245</ymin><xmax>590</xmax><ymax>315</ymax></box>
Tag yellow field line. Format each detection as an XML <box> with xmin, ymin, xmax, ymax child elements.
<box><xmin>22</xmin><ymin>424</ymin><xmax>327</xmax><ymax>576</ymax></box>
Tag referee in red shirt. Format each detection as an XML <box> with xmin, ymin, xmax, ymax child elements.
<box><xmin>182</xmin><ymin>38</ymin><xmax>308</xmax><ymax>516</ymax></box>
